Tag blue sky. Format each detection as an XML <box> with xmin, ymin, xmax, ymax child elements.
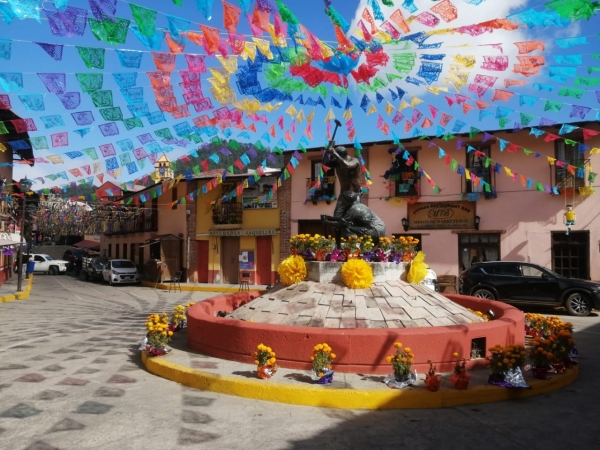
<box><xmin>0</xmin><ymin>0</ymin><xmax>598</xmax><ymax>191</ymax></box>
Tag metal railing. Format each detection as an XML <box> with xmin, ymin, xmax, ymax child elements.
<box><xmin>212</xmin><ymin>202</ymin><xmax>243</xmax><ymax>225</ymax></box>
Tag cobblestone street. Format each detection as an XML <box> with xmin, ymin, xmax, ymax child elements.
<box><xmin>1</xmin><ymin>275</ymin><xmax>600</xmax><ymax>450</ymax></box>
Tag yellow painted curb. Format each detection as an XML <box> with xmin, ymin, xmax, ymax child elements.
<box><xmin>0</xmin><ymin>275</ymin><xmax>33</xmax><ymax>303</ymax></box>
<box><xmin>142</xmin><ymin>351</ymin><xmax>579</xmax><ymax>410</ymax></box>
<box><xmin>140</xmin><ymin>280</ymin><xmax>266</xmax><ymax>294</ymax></box>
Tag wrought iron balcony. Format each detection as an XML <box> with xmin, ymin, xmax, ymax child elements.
<box><xmin>212</xmin><ymin>202</ymin><xmax>243</xmax><ymax>225</ymax></box>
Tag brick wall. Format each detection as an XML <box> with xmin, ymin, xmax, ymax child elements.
<box><xmin>279</xmin><ymin>153</ymin><xmax>292</xmax><ymax>262</ymax></box>
<box><xmin>185</xmin><ymin>180</ymin><xmax>198</xmax><ymax>283</ymax></box>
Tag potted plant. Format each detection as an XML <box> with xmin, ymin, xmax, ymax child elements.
<box><xmin>449</xmin><ymin>352</ymin><xmax>471</xmax><ymax>389</ymax></box>
<box><xmin>311</xmin><ymin>343</ymin><xmax>335</xmax><ymax>384</ymax></box>
<box><xmin>141</xmin><ymin>312</ymin><xmax>173</xmax><ymax>356</ymax></box>
<box><xmin>424</xmin><ymin>360</ymin><xmax>441</xmax><ymax>392</ymax></box>
<box><xmin>252</xmin><ymin>344</ymin><xmax>277</xmax><ymax>379</ymax></box>
<box><xmin>487</xmin><ymin>344</ymin><xmax>529</xmax><ymax>388</ymax></box>
<box><xmin>529</xmin><ymin>338</ymin><xmax>555</xmax><ymax>379</ymax></box>
<box><xmin>307</xmin><ymin>234</ymin><xmax>335</xmax><ymax>261</ymax></box>
<box><xmin>547</xmin><ymin>323</ymin><xmax>575</xmax><ymax>373</ymax></box>
<box><xmin>384</xmin><ymin>343</ymin><xmax>417</xmax><ymax>388</ymax></box>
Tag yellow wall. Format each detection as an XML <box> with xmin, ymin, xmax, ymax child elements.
<box><xmin>195</xmin><ymin>179</ymin><xmax>281</xmax><ymax>280</ymax></box>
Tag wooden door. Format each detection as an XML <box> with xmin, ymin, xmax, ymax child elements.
<box><xmin>256</xmin><ymin>236</ymin><xmax>272</xmax><ymax>285</ymax></box>
<box><xmin>197</xmin><ymin>240</ymin><xmax>209</xmax><ymax>283</ymax></box>
<box><xmin>220</xmin><ymin>237</ymin><xmax>240</xmax><ymax>284</ymax></box>
<box><xmin>552</xmin><ymin>231</ymin><xmax>590</xmax><ymax>279</ymax></box>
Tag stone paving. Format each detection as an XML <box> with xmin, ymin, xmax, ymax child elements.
<box><xmin>1</xmin><ymin>275</ymin><xmax>600</xmax><ymax>449</ymax></box>
<box><xmin>230</xmin><ymin>280</ymin><xmax>483</xmax><ymax>328</ymax></box>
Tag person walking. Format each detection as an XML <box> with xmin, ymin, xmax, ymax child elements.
<box><xmin>74</xmin><ymin>257</ymin><xmax>82</xmax><ymax>278</ymax></box>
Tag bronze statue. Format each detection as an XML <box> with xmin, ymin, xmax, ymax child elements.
<box><xmin>321</xmin><ymin>191</ymin><xmax>386</xmax><ymax>248</ymax></box>
<box><xmin>323</xmin><ymin>145</ymin><xmax>362</xmax><ymax>218</ymax></box>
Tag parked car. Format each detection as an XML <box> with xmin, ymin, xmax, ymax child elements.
<box><xmin>31</xmin><ymin>254</ymin><xmax>69</xmax><ymax>275</ymax></box>
<box><xmin>102</xmin><ymin>259</ymin><xmax>140</xmax><ymax>285</ymax></box>
<box><xmin>63</xmin><ymin>249</ymin><xmax>84</xmax><ymax>271</ymax></box>
<box><xmin>459</xmin><ymin>261</ymin><xmax>600</xmax><ymax>316</ymax></box>
<box><xmin>82</xmin><ymin>256</ymin><xmax>107</xmax><ymax>281</ymax></box>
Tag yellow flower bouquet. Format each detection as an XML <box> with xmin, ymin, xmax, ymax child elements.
<box><xmin>142</xmin><ymin>312</ymin><xmax>173</xmax><ymax>356</ymax></box>
<box><xmin>383</xmin><ymin>342</ymin><xmax>417</xmax><ymax>388</ymax></box>
<box><xmin>311</xmin><ymin>343</ymin><xmax>335</xmax><ymax>384</ymax></box>
<box><xmin>487</xmin><ymin>344</ymin><xmax>529</xmax><ymax>388</ymax></box>
<box><xmin>252</xmin><ymin>343</ymin><xmax>277</xmax><ymax>379</ymax></box>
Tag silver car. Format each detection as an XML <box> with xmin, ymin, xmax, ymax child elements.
<box><xmin>102</xmin><ymin>259</ymin><xmax>140</xmax><ymax>285</ymax></box>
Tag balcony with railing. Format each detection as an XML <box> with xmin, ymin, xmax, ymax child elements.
<box><xmin>212</xmin><ymin>202</ymin><xmax>243</xmax><ymax>227</ymax></box>
<box><xmin>552</xmin><ymin>158</ymin><xmax>592</xmax><ymax>196</ymax></box>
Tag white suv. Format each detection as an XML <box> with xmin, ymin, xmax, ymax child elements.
<box><xmin>102</xmin><ymin>259</ymin><xmax>140</xmax><ymax>285</ymax></box>
<box><xmin>31</xmin><ymin>254</ymin><xmax>69</xmax><ymax>275</ymax></box>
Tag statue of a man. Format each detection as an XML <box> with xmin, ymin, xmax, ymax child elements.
<box><xmin>321</xmin><ymin>191</ymin><xmax>387</xmax><ymax>248</ymax></box>
<box><xmin>323</xmin><ymin>146</ymin><xmax>362</xmax><ymax>218</ymax></box>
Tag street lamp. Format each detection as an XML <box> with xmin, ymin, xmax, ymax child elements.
<box><xmin>16</xmin><ymin>178</ymin><xmax>33</xmax><ymax>292</ymax></box>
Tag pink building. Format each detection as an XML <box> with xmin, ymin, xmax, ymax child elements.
<box><xmin>288</xmin><ymin>124</ymin><xmax>600</xmax><ymax>281</ymax></box>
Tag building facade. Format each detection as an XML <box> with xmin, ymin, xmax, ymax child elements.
<box><xmin>191</xmin><ymin>169</ymin><xmax>284</xmax><ymax>286</ymax></box>
<box><xmin>287</xmin><ymin>124</ymin><xmax>600</xmax><ymax>281</ymax></box>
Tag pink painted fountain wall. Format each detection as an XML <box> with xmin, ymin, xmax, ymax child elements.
<box><xmin>187</xmin><ymin>292</ymin><xmax>525</xmax><ymax>374</ymax></box>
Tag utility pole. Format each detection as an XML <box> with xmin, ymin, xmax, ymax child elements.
<box><xmin>16</xmin><ymin>195</ymin><xmax>25</xmax><ymax>292</ymax></box>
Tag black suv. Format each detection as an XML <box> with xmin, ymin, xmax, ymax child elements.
<box><xmin>460</xmin><ymin>261</ymin><xmax>600</xmax><ymax>316</ymax></box>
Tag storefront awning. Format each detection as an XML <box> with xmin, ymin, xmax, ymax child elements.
<box><xmin>73</xmin><ymin>240</ymin><xmax>101</xmax><ymax>250</ymax></box>
<box><xmin>0</xmin><ymin>238</ymin><xmax>22</xmax><ymax>246</ymax></box>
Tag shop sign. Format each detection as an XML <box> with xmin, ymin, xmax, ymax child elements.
<box><xmin>208</xmin><ymin>228</ymin><xmax>277</xmax><ymax>237</ymax></box>
<box><xmin>408</xmin><ymin>202</ymin><xmax>475</xmax><ymax>230</ymax></box>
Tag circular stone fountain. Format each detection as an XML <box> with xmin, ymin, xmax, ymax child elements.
<box><xmin>187</xmin><ymin>261</ymin><xmax>525</xmax><ymax>374</ymax></box>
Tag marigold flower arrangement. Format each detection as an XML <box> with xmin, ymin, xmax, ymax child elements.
<box><xmin>552</xmin><ymin>323</ymin><xmax>576</xmax><ymax>361</ymax></box>
<box><xmin>277</xmin><ymin>255</ymin><xmax>307</xmax><ymax>285</ymax></box>
<box><xmin>341</xmin><ymin>258</ymin><xmax>374</xmax><ymax>289</ymax></box>
<box><xmin>307</xmin><ymin>234</ymin><xmax>335</xmax><ymax>260</ymax></box>
<box><xmin>290</xmin><ymin>234</ymin><xmax>310</xmax><ymax>256</ymax></box>
<box><xmin>144</xmin><ymin>312</ymin><xmax>173</xmax><ymax>355</ymax></box>
<box><xmin>252</xmin><ymin>343</ymin><xmax>277</xmax><ymax>379</ymax></box>
<box><xmin>170</xmin><ymin>304</ymin><xmax>186</xmax><ymax>327</ymax></box>
<box><xmin>530</xmin><ymin>338</ymin><xmax>556</xmax><ymax>369</ymax></box>
<box><xmin>311</xmin><ymin>343</ymin><xmax>336</xmax><ymax>383</ymax></box>
<box><xmin>487</xmin><ymin>344</ymin><xmax>527</xmax><ymax>375</ymax></box>
<box><xmin>391</xmin><ymin>235</ymin><xmax>419</xmax><ymax>260</ymax></box>
<box><xmin>340</xmin><ymin>235</ymin><xmax>361</xmax><ymax>259</ymax></box>
<box><xmin>385</xmin><ymin>343</ymin><xmax>414</xmax><ymax>378</ymax></box>
<box><xmin>450</xmin><ymin>352</ymin><xmax>471</xmax><ymax>389</ymax></box>
<box><xmin>524</xmin><ymin>313</ymin><xmax>551</xmax><ymax>337</ymax></box>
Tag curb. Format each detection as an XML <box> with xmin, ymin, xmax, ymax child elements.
<box><xmin>0</xmin><ymin>275</ymin><xmax>33</xmax><ymax>303</ymax></box>
<box><xmin>140</xmin><ymin>280</ymin><xmax>266</xmax><ymax>294</ymax></box>
<box><xmin>141</xmin><ymin>351</ymin><xmax>579</xmax><ymax>410</ymax></box>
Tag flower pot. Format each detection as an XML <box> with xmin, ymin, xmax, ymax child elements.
<box><xmin>532</xmin><ymin>367</ymin><xmax>549</xmax><ymax>380</ymax></box>
<box><xmin>257</xmin><ymin>364</ymin><xmax>276</xmax><ymax>379</ymax></box>
<box><xmin>394</xmin><ymin>372</ymin><xmax>410</xmax><ymax>383</ymax></box>
<box><xmin>312</xmin><ymin>370</ymin><xmax>334</xmax><ymax>384</ymax></box>
<box><xmin>552</xmin><ymin>362</ymin><xmax>566</xmax><ymax>374</ymax></box>
<box><xmin>425</xmin><ymin>375</ymin><xmax>441</xmax><ymax>392</ymax></box>
<box><xmin>450</xmin><ymin>374</ymin><xmax>471</xmax><ymax>390</ymax></box>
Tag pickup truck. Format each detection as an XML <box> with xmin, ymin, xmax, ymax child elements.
<box><xmin>31</xmin><ymin>254</ymin><xmax>69</xmax><ymax>275</ymax></box>
<box><xmin>82</xmin><ymin>256</ymin><xmax>108</xmax><ymax>281</ymax></box>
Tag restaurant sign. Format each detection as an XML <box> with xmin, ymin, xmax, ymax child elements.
<box><xmin>407</xmin><ymin>202</ymin><xmax>476</xmax><ymax>230</ymax></box>
<box><xmin>208</xmin><ymin>228</ymin><xmax>277</xmax><ymax>237</ymax></box>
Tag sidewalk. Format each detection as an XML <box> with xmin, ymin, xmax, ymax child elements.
<box><xmin>0</xmin><ymin>273</ymin><xmax>33</xmax><ymax>302</ymax></box>
<box><xmin>141</xmin><ymin>279</ymin><xmax>269</xmax><ymax>293</ymax></box>
<box><xmin>142</xmin><ymin>330</ymin><xmax>578</xmax><ymax>410</ymax></box>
